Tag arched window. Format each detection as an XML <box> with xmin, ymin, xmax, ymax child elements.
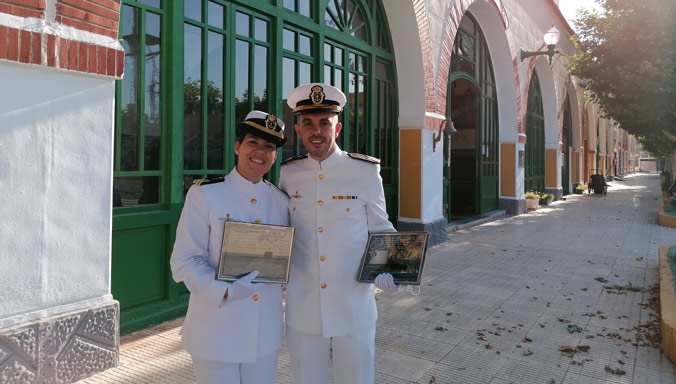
<box><xmin>562</xmin><ymin>97</ymin><xmax>572</xmax><ymax>194</ymax></box>
<box><xmin>525</xmin><ymin>72</ymin><xmax>545</xmax><ymax>193</ymax></box>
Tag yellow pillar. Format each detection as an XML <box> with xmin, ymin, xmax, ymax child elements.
<box><xmin>500</xmin><ymin>143</ymin><xmax>516</xmax><ymax>197</ymax></box>
<box><xmin>545</xmin><ymin>149</ymin><xmax>557</xmax><ymax>189</ymax></box>
<box><xmin>399</xmin><ymin>130</ymin><xmax>421</xmax><ymax>219</ymax></box>
<box><xmin>572</xmin><ymin>150</ymin><xmax>579</xmax><ymax>182</ymax></box>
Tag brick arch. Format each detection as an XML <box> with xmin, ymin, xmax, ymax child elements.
<box><xmin>412</xmin><ymin>0</ymin><xmax>436</xmax><ymax>116</ymax></box>
<box><xmin>519</xmin><ymin>45</ymin><xmax>548</xmax><ymax>135</ymax></box>
<box><xmin>523</xmin><ymin>57</ymin><xmax>559</xmax><ymax>150</ymax></box>
<box><xmin>436</xmin><ymin>0</ymin><xmax>518</xmax><ymax>139</ymax></box>
<box><xmin>435</xmin><ymin>0</ymin><xmax>473</xmax><ymax>116</ymax></box>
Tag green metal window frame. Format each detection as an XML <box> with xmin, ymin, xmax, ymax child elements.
<box><xmin>562</xmin><ymin>97</ymin><xmax>572</xmax><ymax>195</ymax></box>
<box><xmin>114</xmin><ymin>2</ymin><xmax>166</xmax><ymax>210</ymax></box>
<box><xmin>113</xmin><ymin>0</ymin><xmax>398</xmax><ymax>334</ymax></box>
<box><xmin>182</xmin><ymin>0</ymin><xmax>233</xmax><ymax>180</ymax></box>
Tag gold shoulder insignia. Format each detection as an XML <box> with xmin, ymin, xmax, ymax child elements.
<box><xmin>263</xmin><ymin>179</ymin><xmax>290</xmax><ymax>198</ymax></box>
<box><xmin>347</xmin><ymin>153</ymin><xmax>380</xmax><ymax>164</ymax></box>
<box><xmin>281</xmin><ymin>153</ymin><xmax>308</xmax><ymax>165</ymax></box>
<box><xmin>193</xmin><ymin>176</ymin><xmax>225</xmax><ymax>186</ymax></box>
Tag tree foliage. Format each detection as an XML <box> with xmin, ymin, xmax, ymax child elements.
<box><xmin>184</xmin><ymin>78</ymin><xmax>224</xmax><ymax>115</ymax></box>
<box><xmin>566</xmin><ymin>0</ymin><xmax>676</xmax><ymax>156</ymax></box>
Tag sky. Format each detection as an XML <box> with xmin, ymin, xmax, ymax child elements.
<box><xmin>558</xmin><ymin>0</ymin><xmax>603</xmax><ymax>28</ymax></box>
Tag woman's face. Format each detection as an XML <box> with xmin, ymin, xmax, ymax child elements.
<box><xmin>235</xmin><ymin>134</ymin><xmax>278</xmax><ymax>182</ymax></box>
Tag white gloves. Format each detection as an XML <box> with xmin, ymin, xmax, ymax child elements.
<box><xmin>226</xmin><ymin>270</ymin><xmax>259</xmax><ymax>301</ymax></box>
<box><xmin>374</xmin><ymin>273</ymin><xmax>399</xmax><ymax>292</ymax></box>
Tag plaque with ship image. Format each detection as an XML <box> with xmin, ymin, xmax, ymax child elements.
<box><xmin>357</xmin><ymin>231</ymin><xmax>429</xmax><ymax>285</ymax></box>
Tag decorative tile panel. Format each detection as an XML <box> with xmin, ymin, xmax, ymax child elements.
<box><xmin>0</xmin><ymin>302</ymin><xmax>118</xmax><ymax>384</ymax></box>
<box><xmin>0</xmin><ymin>360</ymin><xmax>35</xmax><ymax>384</ymax></box>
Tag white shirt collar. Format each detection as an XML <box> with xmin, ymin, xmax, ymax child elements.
<box><xmin>305</xmin><ymin>145</ymin><xmax>342</xmax><ymax>170</ymax></box>
<box><xmin>230</xmin><ymin>167</ymin><xmax>265</xmax><ymax>194</ymax></box>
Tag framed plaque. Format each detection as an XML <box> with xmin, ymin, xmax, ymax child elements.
<box><xmin>217</xmin><ymin>221</ymin><xmax>294</xmax><ymax>284</ymax></box>
<box><xmin>357</xmin><ymin>231</ymin><xmax>429</xmax><ymax>285</ymax></box>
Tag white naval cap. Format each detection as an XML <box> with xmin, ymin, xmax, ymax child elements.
<box><xmin>237</xmin><ymin>110</ymin><xmax>286</xmax><ymax>147</ymax></box>
<box><xmin>287</xmin><ymin>83</ymin><xmax>346</xmax><ymax>115</ymax></box>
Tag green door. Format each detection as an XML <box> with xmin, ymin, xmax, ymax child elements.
<box><xmin>443</xmin><ymin>13</ymin><xmax>498</xmax><ymax>221</ymax></box>
<box><xmin>113</xmin><ymin>0</ymin><xmax>399</xmax><ymax>333</ymax></box>
<box><xmin>448</xmin><ymin>78</ymin><xmax>479</xmax><ymax>219</ymax></box>
<box><xmin>525</xmin><ymin>72</ymin><xmax>545</xmax><ymax>193</ymax></box>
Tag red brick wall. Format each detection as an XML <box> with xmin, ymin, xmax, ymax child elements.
<box><xmin>0</xmin><ymin>0</ymin><xmax>123</xmax><ymax>78</ymax></box>
<box><xmin>413</xmin><ymin>0</ymin><xmax>435</xmax><ymax>116</ymax></box>
<box><xmin>0</xmin><ymin>0</ymin><xmax>46</xmax><ymax>19</ymax></box>
<box><xmin>56</xmin><ymin>0</ymin><xmax>120</xmax><ymax>39</ymax></box>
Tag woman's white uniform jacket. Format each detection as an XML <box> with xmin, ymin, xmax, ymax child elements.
<box><xmin>170</xmin><ymin>168</ymin><xmax>289</xmax><ymax>363</ymax></box>
<box><xmin>279</xmin><ymin>146</ymin><xmax>395</xmax><ymax>337</ymax></box>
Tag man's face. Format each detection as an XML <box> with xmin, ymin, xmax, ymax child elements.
<box><xmin>295</xmin><ymin>112</ymin><xmax>342</xmax><ymax>162</ymax></box>
<box><xmin>234</xmin><ymin>134</ymin><xmax>278</xmax><ymax>182</ymax></box>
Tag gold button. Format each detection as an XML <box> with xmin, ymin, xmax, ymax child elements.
<box><xmin>252</xmin><ymin>295</ymin><xmax>259</xmax><ymax>301</ymax></box>
<box><xmin>319</xmin><ymin>256</ymin><xmax>326</xmax><ymax>261</ymax></box>
<box><xmin>251</xmin><ymin>198</ymin><xmax>257</xmax><ymax>204</ymax></box>
<box><xmin>317</xmin><ymin>200</ymin><xmax>323</xmax><ymax>206</ymax></box>
<box><xmin>321</xmin><ymin>283</ymin><xmax>327</xmax><ymax>289</ymax></box>
<box><xmin>346</xmin><ymin>208</ymin><xmax>351</xmax><ymax>212</ymax></box>
<box><xmin>318</xmin><ymin>174</ymin><xmax>324</xmax><ymax>180</ymax></box>
<box><xmin>318</xmin><ymin>227</ymin><xmax>323</xmax><ymax>233</ymax></box>
<box><xmin>255</xmin><ymin>220</ymin><xmax>262</xmax><ymax>224</ymax></box>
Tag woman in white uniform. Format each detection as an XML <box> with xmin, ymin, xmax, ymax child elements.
<box><xmin>170</xmin><ymin>110</ymin><xmax>288</xmax><ymax>384</ymax></box>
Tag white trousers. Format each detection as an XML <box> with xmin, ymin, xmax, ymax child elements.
<box><xmin>191</xmin><ymin>349</ymin><xmax>279</xmax><ymax>384</ymax></box>
<box><xmin>286</xmin><ymin>325</ymin><xmax>376</xmax><ymax>384</ymax></box>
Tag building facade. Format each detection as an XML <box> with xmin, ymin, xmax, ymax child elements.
<box><xmin>0</xmin><ymin>0</ymin><xmax>637</xmax><ymax>382</ymax></box>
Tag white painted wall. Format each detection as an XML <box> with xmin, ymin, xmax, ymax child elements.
<box><xmin>566</xmin><ymin>81</ymin><xmax>582</xmax><ymax>149</ymax></box>
<box><xmin>383</xmin><ymin>2</ymin><xmax>426</xmax><ymax>129</ymax></box>
<box><xmin>384</xmin><ymin>2</ymin><xmax>445</xmax><ymax>224</ymax></box>
<box><xmin>0</xmin><ymin>62</ymin><xmax>114</xmax><ymax>327</ymax></box>
<box><xmin>421</xmin><ymin>127</ymin><xmax>445</xmax><ymax>222</ymax></box>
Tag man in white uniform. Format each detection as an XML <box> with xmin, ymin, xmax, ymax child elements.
<box><xmin>279</xmin><ymin>83</ymin><xmax>401</xmax><ymax>384</ymax></box>
<box><xmin>171</xmin><ymin>110</ymin><xmax>289</xmax><ymax>384</ymax></box>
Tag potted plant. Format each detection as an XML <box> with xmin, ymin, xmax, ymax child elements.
<box><xmin>524</xmin><ymin>191</ymin><xmax>540</xmax><ymax>211</ymax></box>
<box><xmin>539</xmin><ymin>193</ymin><xmax>554</xmax><ymax>205</ymax></box>
<box><xmin>574</xmin><ymin>183</ymin><xmax>586</xmax><ymax>194</ymax></box>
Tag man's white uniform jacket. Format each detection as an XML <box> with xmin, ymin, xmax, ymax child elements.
<box><xmin>279</xmin><ymin>146</ymin><xmax>395</xmax><ymax>337</ymax></box>
<box><xmin>170</xmin><ymin>168</ymin><xmax>289</xmax><ymax>363</ymax></box>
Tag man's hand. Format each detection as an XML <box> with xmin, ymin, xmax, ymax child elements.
<box><xmin>225</xmin><ymin>270</ymin><xmax>259</xmax><ymax>301</ymax></box>
<box><xmin>374</xmin><ymin>273</ymin><xmax>399</xmax><ymax>292</ymax></box>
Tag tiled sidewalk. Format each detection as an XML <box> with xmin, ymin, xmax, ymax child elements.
<box><xmin>83</xmin><ymin>173</ymin><xmax>676</xmax><ymax>383</ymax></box>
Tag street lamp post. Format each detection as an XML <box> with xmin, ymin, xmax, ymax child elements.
<box><xmin>520</xmin><ymin>26</ymin><xmax>561</xmax><ymax>64</ymax></box>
